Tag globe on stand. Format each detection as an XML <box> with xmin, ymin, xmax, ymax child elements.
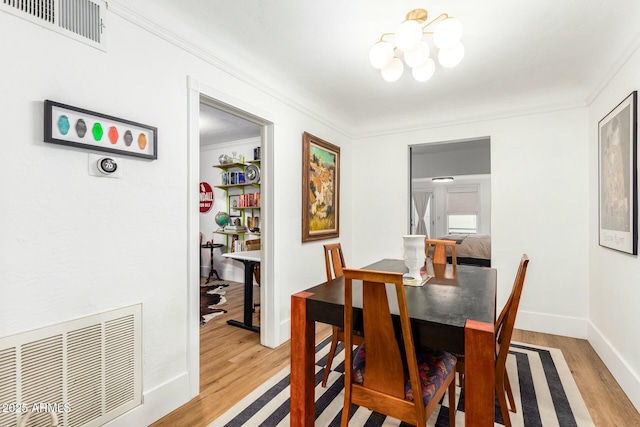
<box><xmin>215</xmin><ymin>211</ymin><xmax>231</xmax><ymax>231</ymax></box>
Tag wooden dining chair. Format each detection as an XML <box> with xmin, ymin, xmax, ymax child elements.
<box><xmin>340</xmin><ymin>268</ymin><xmax>457</xmax><ymax>427</ymax></box>
<box><xmin>457</xmin><ymin>254</ymin><xmax>530</xmax><ymax>427</ymax></box>
<box><xmin>425</xmin><ymin>238</ymin><xmax>458</xmax><ymax>266</ymax></box>
<box><xmin>321</xmin><ymin>243</ymin><xmax>364</xmax><ymax>387</ymax></box>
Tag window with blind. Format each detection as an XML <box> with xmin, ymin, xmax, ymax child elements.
<box><xmin>446</xmin><ymin>186</ymin><xmax>479</xmax><ymax>234</ymax></box>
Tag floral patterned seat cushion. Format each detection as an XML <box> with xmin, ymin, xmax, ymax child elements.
<box><xmin>352</xmin><ymin>343</ymin><xmax>457</xmax><ymax>405</ymax></box>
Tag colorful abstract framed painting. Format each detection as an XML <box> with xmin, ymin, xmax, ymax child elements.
<box><xmin>302</xmin><ymin>131</ymin><xmax>340</xmax><ymax>242</ymax></box>
<box><xmin>44</xmin><ymin>100</ymin><xmax>158</xmax><ymax>160</ymax></box>
<box><xmin>598</xmin><ymin>91</ymin><xmax>638</xmax><ymax>254</ymax></box>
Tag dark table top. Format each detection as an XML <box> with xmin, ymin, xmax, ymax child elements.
<box><xmin>201</xmin><ymin>243</ymin><xmax>224</xmax><ymax>249</ymax></box>
<box><xmin>304</xmin><ymin>258</ymin><xmax>496</xmax><ymax>354</ymax></box>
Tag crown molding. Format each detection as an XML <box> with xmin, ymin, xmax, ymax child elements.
<box><xmin>586</xmin><ymin>30</ymin><xmax>640</xmax><ymax>106</ymax></box>
<box><xmin>105</xmin><ymin>1</ymin><xmax>625</xmax><ymax>142</ymax></box>
<box><xmin>352</xmin><ymin>97</ymin><xmax>587</xmax><ymax>140</ymax></box>
<box><xmin>106</xmin><ymin>1</ymin><xmax>352</xmax><ymax>138</ymax></box>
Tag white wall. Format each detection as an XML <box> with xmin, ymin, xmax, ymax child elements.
<box><xmin>0</xmin><ymin>8</ymin><xmax>352</xmax><ymax>426</ymax></box>
<box><xmin>350</xmin><ymin>108</ymin><xmax>590</xmax><ymax>339</ymax></box>
<box><xmin>200</xmin><ymin>138</ymin><xmax>261</xmax><ymax>282</ymax></box>
<box><xmin>587</xmin><ymin>44</ymin><xmax>640</xmax><ymax>411</ymax></box>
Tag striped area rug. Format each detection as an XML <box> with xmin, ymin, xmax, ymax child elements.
<box><xmin>210</xmin><ymin>337</ymin><xmax>594</xmax><ymax>426</ymax></box>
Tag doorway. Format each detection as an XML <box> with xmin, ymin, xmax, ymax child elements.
<box><xmin>409</xmin><ymin>138</ymin><xmax>491</xmax><ymax>238</ymax></box>
<box><xmin>410</xmin><ymin>190</ymin><xmax>435</xmax><ymax>237</ymax></box>
<box><xmin>187</xmin><ymin>77</ymin><xmax>276</xmax><ymax>398</ymax></box>
<box><xmin>199</xmin><ymin>100</ymin><xmax>261</xmax><ymax>283</ymax></box>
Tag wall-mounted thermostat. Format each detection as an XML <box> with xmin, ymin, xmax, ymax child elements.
<box><xmin>89</xmin><ymin>153</ymin><xmax>122</xmax><ymax>178</ymax></box>
<box><xmin>97</xmin><ymin>157</ymin><xmax>118</xmax><ymax>174</ymax></box>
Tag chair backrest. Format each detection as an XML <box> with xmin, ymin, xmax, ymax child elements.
<box><xmin>495</xmin><ymin>255</ymin><xmax>530</xmax><ymax>372</ymax></box>
<box><xmin>425</xmin><ymin>238</ymin><xmax>457</xmax><ymax>265</ymax></box>
<box><xmin>323</xmin><ymin>243</ymin><xmax>346</xmax><ymax>281</ymax></box>
<box><xmin>342</xmin><ymin>268</ymin><xmax>425</xmax><ymax>417</ymax></box>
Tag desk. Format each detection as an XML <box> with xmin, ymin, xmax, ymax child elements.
<box><xmin>222</xmin><ymin>250</ymin><xmax>260</xmax><ymax>333</ymax></box>
<box><xmin>201</xmin><ymin>243</ymin><xmax>224</xmax><ymax>283</ymax></box>
<box><xmin>290</xmin><ymin>259</ymin><xmax>497</xmax><ymax>427</ymax></box>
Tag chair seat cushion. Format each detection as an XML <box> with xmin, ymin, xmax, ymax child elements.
<box><xmin>352</xmin><ymin>343</ymin><xmax>456</xmax><ymax>405</ymax></box>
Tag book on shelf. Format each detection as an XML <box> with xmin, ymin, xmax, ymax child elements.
<box><xmin>237</xmin><ymin>192</ymin><xmax>260</xmax><ymax>208</ymax></box>
<box><xmin>233</xmin><ymin>239</ymin><xmax>247</xmax><ymax>252</ymax></box>
<box><xmin>220</xmin><ymin>171</ymin><xmax>246</xmax><ymax>185</ymax></box>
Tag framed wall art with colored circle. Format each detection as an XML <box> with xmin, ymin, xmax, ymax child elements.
<box><xmin>44</xmin><ymin>100</ymin><xmax>158</xmax><ymax>160</ymax></box>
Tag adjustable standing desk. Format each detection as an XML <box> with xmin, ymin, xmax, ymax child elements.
<box><xmin>222</xmin><ymin>250</ymin><xmax>260</xmax><ymax>332</ymax></box>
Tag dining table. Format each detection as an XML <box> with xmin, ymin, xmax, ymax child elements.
<box><xmin>290</xmin><ymin>259</ymin><xmax>497</xmax><ymax>427</ymax></box>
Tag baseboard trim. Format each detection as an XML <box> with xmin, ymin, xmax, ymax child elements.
<box><xmin>106</xmin><ymin>372</ymin><xmax>191</xmax><ymax>427</ymax></box>
<box><xmin>278</xmin><ymin>318</ymin><xmax>290</xmax><ymax>345</ymax></box>
<box><xmin>515</xmin><ymin>310</ymin><xmax>588</xmax><ymax>339</ymax></box>
<box><xmin>588</xmin><ymin>322</ymin><xmax>640</xmax><ymax>412</ymax></box>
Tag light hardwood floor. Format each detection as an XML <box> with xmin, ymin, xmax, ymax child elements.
<box><xmin>151</xmin><ymin>282</ymin><xmax>640</xmax><ymax>427</ymax></box>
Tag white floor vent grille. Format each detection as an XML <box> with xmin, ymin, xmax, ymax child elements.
<box><xmin>0</xmin><ymin>305</ymin><xmax>141</xmax><ymax>427</ymax></box>
<box><xmin>1</xmin><ymin>0</ymin><xmax>106</xmax><ymax>51</ymax></box>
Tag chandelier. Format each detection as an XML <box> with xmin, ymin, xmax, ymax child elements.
<box><xmin>369</xmin><ymin>9</ymin><xmax>464</xmax><ymax>82</ymax></box>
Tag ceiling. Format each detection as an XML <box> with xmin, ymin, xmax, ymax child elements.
<box><xmin>199</xmin><ymin>103</ymin><xmax>261</xmax><ymax>145</ymax></box>
<box><xmin>122</xmin><ymin>0</ymin><xmax>640</xmax><ymax>137</ymax></box>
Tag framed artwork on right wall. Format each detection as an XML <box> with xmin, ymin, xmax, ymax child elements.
<box><xmin>598</xmin><ymin>90</ymin><xmax>638</xmax><ymax>255</ymax></box>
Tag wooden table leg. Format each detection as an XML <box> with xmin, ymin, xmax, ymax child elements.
<box><xmin>290</xmin><ymin>292</ymin><xmax>315</xmax><ymax>427</ymax></box>
<box><xmin>464</xmin><ymin>319</ymin><xmax>495</xmax><ymax>427</ymax></box>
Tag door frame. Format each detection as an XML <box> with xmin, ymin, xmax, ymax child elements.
<box><xmin>187</xmin><ymin>76</ymin><xmax>276</xmax><ymax>397</ymax></box>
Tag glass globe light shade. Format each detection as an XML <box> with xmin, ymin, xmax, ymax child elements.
<box><xmin>412</xmin><ymin>58</ymin><xmax>436</xmax><ymax>82</ymax></box>
<box><xmin>438</xmin><ymin>41</ymin><xmax>465</xmax><ymax>68</ymax></box>
<box><xmin>381</xmin><ymin>57</ymin><xmax>404</xmax><ymax>82</ymax></box>
<box><xmin>369</xmin><ymin>41</ymin><xmax>394</xmax><ymax>69</ymax></box>
<box><xmin>404</xmin><ymin>41</ymin><xmax>430</xmax><ymax>68</ymax></box>
<box><xmin>394</xmin><ymin>20</ymin><xmax>423</xmax><ymax>52</ymax></box>
<box><xmin>433</xmin><ymin>17</ymin><xmax>463</xmax><ymax>49</ymax></box>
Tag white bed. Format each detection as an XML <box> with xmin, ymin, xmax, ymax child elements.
<box><xmin>434</xmin><ymin>234</ymin><xmax>491</xmax><ymax>266</ymax></box>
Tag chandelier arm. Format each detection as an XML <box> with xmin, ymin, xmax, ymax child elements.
<box><xmin>421</xmin><ymin>13</ymin><xmax>449</xmax><ymax>33</ymax></box>
<box><xmin>378</xmin><ymin>32</ymin><xmax>395</xmax><ymax>42</ymax></box>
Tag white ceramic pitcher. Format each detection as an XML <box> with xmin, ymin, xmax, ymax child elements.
<box><xmin>402</xmin><ymin>235</ymin><xmax>426</xmax><ymax>280</ymax></box>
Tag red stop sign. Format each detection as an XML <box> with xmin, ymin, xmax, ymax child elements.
<box><xmin>199</xmin><ymin>182</ymin><xmax>214</xmax><ymax>213</ymax></box>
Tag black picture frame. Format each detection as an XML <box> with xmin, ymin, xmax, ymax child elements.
<box><xmin>44</xmin><ymin>100</ymin><xmax>158</xmax><ymax>160</ymax></box>
<box><xmin>228</xmin><ymin>195</ymin><xmax>242</xmax><ymax>217</ymax></box>
<box><xmin>598</xmin><ymin>91</ymin><xmax>638</xmax><ymax>254</ymax></box>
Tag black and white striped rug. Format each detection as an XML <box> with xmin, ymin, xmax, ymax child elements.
<box><xmin>210</xmin><ymin>337</ymin><xmax>594</xmax><ymax>426</ymax></box>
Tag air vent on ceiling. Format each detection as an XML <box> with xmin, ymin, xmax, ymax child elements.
<box><xmin>1</xmin><ymin>0</ymin><xmax>106</xmax><ymax>51</ymax></box>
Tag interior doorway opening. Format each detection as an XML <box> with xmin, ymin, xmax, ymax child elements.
<box><xmin>409</xmin><ymin>137</ymin><xmax>492</xmax><ymax>266</ymax></box>
<box><xmin>187</xmin><ymin>77</ymin><xmax>276</xmax><ymax>398</ymax></box>
<box><xmin>199</xmin><ymin>99</ymin><xmax>262</xmax><ymax>281</ymax></box>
